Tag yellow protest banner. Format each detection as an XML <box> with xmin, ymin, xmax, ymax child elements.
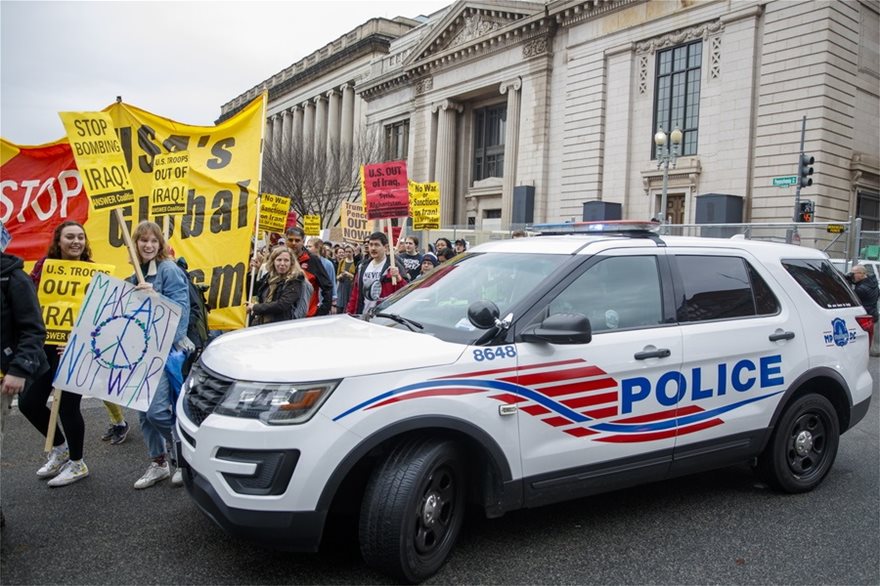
<box><xmin>259</xmin><ymin>193</ymin><xmax>290</xmax><ymax>233</ymax></box>
<box><xmin>83</xmin><ymin>93</ymin><xmax>265</xmax><ymax>330</ymax></box>
<box><xmin>58</xmin><ymin>112</ymin><xmax>134</xmax><ymax>211</ymax></box>
<box><xmin>410</xmin><ymin>181</ymin><xmax>441</xmax><ymax>230</ymax></box>
<box><xmin>150</xmin><ymin>151</ymin><xmax>190</xmax><ymax>215</ymax></box>
<box><xmin>304</xmin><ymin>214</ymin><xmax>321</xmax><ymax>236</ymax></box>
<box><xmin>36</xmin><ymin>260</ymin><xmax>115</xmax><ymax>345</ymax></box>
<box><xmin>340</xmin><ymin>201</ymin><xmax>371</xmax><ymax>244</ymax></box>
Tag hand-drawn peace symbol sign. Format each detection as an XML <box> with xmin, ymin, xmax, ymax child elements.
<box><xmin>90</xmin><ymin>315</ymin><xmax>150</xmax><ymax>370</ymax></box>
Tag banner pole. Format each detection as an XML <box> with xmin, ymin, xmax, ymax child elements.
<box><xmin>386</xmin><ymin>218</ymin><xmax>399</xmax><ymax>286</ymax></box>
<box><xmin>43</xmin><ymin>388</ymin><xmax>63</xmax><ymax>452</ymax></box>
<box><xmin>115</xmin><ymin>208</ymin><xmax>145</xmax><ymax>285</ymax></box>
<box><xmin>246</xmin><ymin>196</ymin><xmax>262</xmax><ymax>327</ymax></box>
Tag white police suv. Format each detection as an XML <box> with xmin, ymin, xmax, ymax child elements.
<box><xmin>176</xmin><ymin>222</ymin><xmax>873</xmax><ymax>583</ymax></box>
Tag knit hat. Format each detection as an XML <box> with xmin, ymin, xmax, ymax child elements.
<box><xmin>422</xmin><ymin>252</ymin><xmax>439</xmax><ymax>267</ymax></box>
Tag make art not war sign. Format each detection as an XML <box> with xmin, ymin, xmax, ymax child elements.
<box><xmin>54</xmin><ymin>273</ymin><xmax>181</xmax><ymax>412</ymax></box>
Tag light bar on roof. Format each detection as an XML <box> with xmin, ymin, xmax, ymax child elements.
<box><xmin>529</xmin><ymin>220</ymin><xmax>660</xmax><ymax>235</ymax></box>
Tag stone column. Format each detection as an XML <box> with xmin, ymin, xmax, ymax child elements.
<box><xmin>433</xmin><ymin>99</ymin><xmax>463</xmax><ymax>228</ymax></box>
<box><xmin>326</xmin><ymin>89</ymin><xmax>341</xmax><ymax>159</ymax></box>
<box><xmin>271</xmin><ymin>115</ymin><xmax>283</xmax><ymax>160</ymax></box>
<box><xmin>291</xmin><ymin>105</ymin><xmax>303</xmax><ymax>155</ymax></box>
<box><xmin>340</xmin><ymin>83</ymin><xmax>355</xmax><ymax>149</ymax></box>
<box><xmin>314</xmin><ymin>95</ymin><xmax>327</xmax><ymax>159</ymax></box>
<box><xmin>428</xmin><ymin>109</ymin><xmax>438</xmax><ymax>181</ymax></box>
<box><xmin>302</xmin><ymin>100</ymin><xmax>315</xmax><ymax>158</ymax></box>
<box><xmin>264</xmin><ymin>116</ymin><xmax>274</xmax><ymax>158</ymax></box>
<box><xmin>499</xmin><ymin>77</ymin><xmax>522</xmax><ymax>227</ymax></box>
<box><xmin>281</xmin><ymin>109</ymin><xmax>293</xmax><ymax>162</ymax></box>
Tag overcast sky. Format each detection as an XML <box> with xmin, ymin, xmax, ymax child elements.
<box><xmin>0</xmin><ymin>0</ymin><xmax>450</xmax><ymax>145</ymax></box>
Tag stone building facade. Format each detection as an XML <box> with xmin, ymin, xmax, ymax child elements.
<box><xmin>220</xmin><ymin>0</ymin><xmax>879</xmax><ymax>233</ymax></box>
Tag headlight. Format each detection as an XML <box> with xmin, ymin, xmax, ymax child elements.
<box><xmin>213</xmin><ymin>380</ymin><xmax>338</xmax><ymax>425</ymax></box>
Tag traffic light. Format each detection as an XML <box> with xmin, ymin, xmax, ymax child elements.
<box><xmin>799</xmin><ymin>200</ymin><xmax>814</xmax><ymax>222</ymax></box>
<box><xmin>799</xmin><ymin>154</ymin><xmax>814</xmax><ymax>188</ymax></box>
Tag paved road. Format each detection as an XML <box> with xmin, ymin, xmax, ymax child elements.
<box><xmin>2</xmin><ymin>357</ymin><xmax>878</xmax><ymax>585</ymax></box>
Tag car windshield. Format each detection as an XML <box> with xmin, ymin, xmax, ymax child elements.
<box><xmin>372</xmin><ymin>252</ymin><xmax>569</xmax><ymax>343</ymax></box>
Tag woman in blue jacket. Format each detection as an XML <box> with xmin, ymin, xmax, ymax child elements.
<box><xmin>127</xmin><ymin>221</ymin><xmax>190</xmax><ymax>489</ymax></box>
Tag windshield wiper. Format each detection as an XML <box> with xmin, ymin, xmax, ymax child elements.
<box><xmin>373</xmin><ymin>312</ymin><xmax>424</xmax><ymax>331</ymax></box>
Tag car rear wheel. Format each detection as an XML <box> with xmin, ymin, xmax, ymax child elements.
<box><xmin>359</xmin><ymin>438</ymin><xmax>465</xmax><ymax>583</ymax></box>
<box><xmin>758</xmin><ymin>393</ymin><xmax>839</xmax><ymax>493</ymax></box>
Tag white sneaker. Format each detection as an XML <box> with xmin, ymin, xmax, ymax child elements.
<box><xmin>37</xmin><ymin>446</ymin><xmax>70</xmax><ymax>479</ymax></box>
<box><xmin>171</xmin><ymin>467</ymin><xmax>183</xmax><ymax>487</ymax></box>
<box><xmin>47</xmin><ymin>460</ymin><xmax>89</xmax><ymax>487</ymax></box>
<box><xmin>134</xmin><ymin>462</ymin><xmax>170</xmax><ymax>489</ymax></box>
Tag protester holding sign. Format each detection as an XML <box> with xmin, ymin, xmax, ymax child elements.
<box><xmin>127</xmin><ymin>221</ymin><xmax>191</xmax><ymax>489</ymax></box>
<box><xmin>17</xmin><ymin>223</ymin><xmax>114</xmax><ymax>487</ymax></box>
<box><xmin>27</xmin><ymin>222</ymin><xmax>131</xmax><ymax>451</ymax></box>
<box><xmin>247</xmin><ymin>247</ymin><xmax>305</xmax><ymax>325</ymax></box>
<box><xmin>346</xmin><ymin>231</ymin><xmax>409</xmax><ymax>315</ymax></box>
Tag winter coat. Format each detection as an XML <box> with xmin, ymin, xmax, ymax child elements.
<box><xmin>346</xmin><ymin>255</ymin><xmax>409</xmax><ymax>315</ymax></box>
<box><xmin>0</xmin><ymin>253</ymin><xmax>49</xmax><ymax>380</ymax></box>
<box><xmin>251</xmin><ymin>274</ymin><xmax>304</xmax><ymax>325</ymax></box>
<box><xmin>854</xmin><ymin>274</ymin><xmax>879</xmax><ymax>318</ymax></box>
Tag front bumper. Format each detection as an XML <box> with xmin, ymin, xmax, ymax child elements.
<box><xmin>181</xmin><ymin>458</ymin><xmax>326</xmax><ymax>552</ymax></box>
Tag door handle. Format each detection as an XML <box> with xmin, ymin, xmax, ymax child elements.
<box><xmin>634</xmin><ymin>348</ymin><xmax>671</xmax><ymax>360</ymax></box>
<box><xmin>769</xmin><ymin>331</ymin><xmax>795</xmax><ymax>342</ymax></box>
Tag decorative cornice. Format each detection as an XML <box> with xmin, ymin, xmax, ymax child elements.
<box><xmin>635</xmin><ymin>20</ymin><xmax>724</xmax><ymax>55</ymax></box>
<box><xmin>551</xmin><ymin>0</ymin><xmax>639</xmax><ymax>27</ymax></box>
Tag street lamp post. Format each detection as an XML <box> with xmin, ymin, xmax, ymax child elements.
<box><xmin>653</xmin><ymin>126</ymin><xmax>683</xmax><ymax>227</ymax></box>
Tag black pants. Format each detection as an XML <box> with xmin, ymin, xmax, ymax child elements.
<box><xmin>17</xmin><ymin>347</ymin><xmax>85</xmax><ymax>461</ymax></box>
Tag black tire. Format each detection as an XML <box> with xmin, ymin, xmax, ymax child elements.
<box><xmin>359</xmin><ymin>438</ymin><xmax>465</xmax><ymax>583</ymax></box>
<box><xmin>758</xmin><ymin>394</ymin><xmax>840</xmax><ymax>493</ymax></box>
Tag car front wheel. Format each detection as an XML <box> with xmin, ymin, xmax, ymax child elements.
<box><xmin>359</xmin><ymin>438</ymin><xmax>465</xmax><ymax>583</ymax></box>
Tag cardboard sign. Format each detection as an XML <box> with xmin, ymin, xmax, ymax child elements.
<box><xmin>150</xmin><ymin>151</ymin><xmax>189</xmax><ymax>215</ymax></box>
<box><xmin>363</xmin><ymin>160</ymin><xmax>409</xmax><ymax>220</ymax></box>
<box><xmin>53</xmin><ymin>272</ymin><xmax>182</xmax><ymax>412</ymax></box>
<box><xmin>259</xmin><ymin>193</ymin><xmax>291</xmax><ymax>233</ymax></box>
<box><xmin>58</xmin><ymin>112</ymin><xmax>134</xmax><ymax>211</ymax></box>
<box><xmin>340</xmin><ymin>201</ymin><xmax>371</xmax><ymax>244</ymax></box>
<box><xmin>37</xmin><ymin>260</ymin><xmax>115</xmax><ymax>345</ymax></box>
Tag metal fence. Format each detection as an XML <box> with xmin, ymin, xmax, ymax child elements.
<box><xmin>425</xmin><ymin>219</ymin><xmax>880</xmax><ymax>263</ymax></box>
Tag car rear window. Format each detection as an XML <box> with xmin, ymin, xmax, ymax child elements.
<box><xmin>781</xmin><ymin>259</ymin><xmax>861</xmax><ymax>309</ymax></box>
<box><xmin>675</xmin><ymin>255</ymin><xmax>780</xmax><ymax>322</ymax></box>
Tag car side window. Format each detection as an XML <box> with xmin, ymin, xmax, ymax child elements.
<box><xmin>781</xmin><ymin>259</ymin><xmax>861</xmax><ymax>309</ymax></box>
<box><xmin>675</xmin><ymin>255</ymin><xmax>780</xmax><ymax>322</ymax></box>
<box><xmin>546</xmin><ymin>255</ymin><xmax>664</xmax><ymax>333</ymax></box>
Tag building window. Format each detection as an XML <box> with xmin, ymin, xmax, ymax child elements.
<box><xmin>384</xmin><ymin>120</ymin><xmax>409</xmax><ymax>161</ymax></box>
<box><xmin>653</xmin><ymin>41</ymin><xmax>701</xmax><ymax>157</ymax></box>
<box><xmin>857</xmin><ymin>191</ymin><xmax>879</xmax><ymax>232</ymax></box>
<box><xmin>484</xmin><ymin>209</ymin><xmax>502</xmax><ymax>219</ymax></box>
<box><xmin>473</xmin><ymin>104</ymin><xmax>506</xmax><ymax>181</ymax></box>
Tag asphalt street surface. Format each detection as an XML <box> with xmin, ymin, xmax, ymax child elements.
<box><xmin>1</xmin><ymin>357</ymin><xmax>878</xmax><ymax>585</ymax></box>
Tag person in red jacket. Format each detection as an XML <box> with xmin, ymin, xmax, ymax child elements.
<box><xmin>346</xmin><ymin>231</ymin><xmax>409</xmax><ymax>315</ymax></box>
<box><xmin>284</xmin><ymin>227</ymin><xmax>333</xmax><ymax>317</ymax></box>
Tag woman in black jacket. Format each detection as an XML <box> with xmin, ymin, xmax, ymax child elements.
<box><xmin>247</xmin><ymin>246</ymin><xmax>305</xmax><ymax>325</ymax></box>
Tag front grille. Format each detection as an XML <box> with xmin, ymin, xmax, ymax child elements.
<box><xmin>183</xmin><ymin>362</ymin><xmax>232</xmax><ymax>426</ymax></box>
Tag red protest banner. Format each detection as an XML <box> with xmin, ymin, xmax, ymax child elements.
<box><xmin>286</xmin><ymin>210</ymin><xmax>298</xmax><ymax>229</ymax></box>
<box><xmin>363</xmin><ymin>160</ymin><xmax>409</xmax><ymax>220</ymax></box>
<box><xmin>0</xmin><ymin>138</ymin><xmax>90</xmax><ymax>261</ymax></box>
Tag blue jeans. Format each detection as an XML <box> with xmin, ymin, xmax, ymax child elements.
<box><xmin>139</xmin><ymin>370</ymin><xmax>174</xmax><ymax>459</ymax></box>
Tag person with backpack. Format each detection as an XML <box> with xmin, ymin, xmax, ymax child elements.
<box><xmin>247</xmin><ymin>246</ymin><xmax>305</xmax><ymax>325</ymax></box>
<box><xmin>126</xmin><ymin>221</ymin><xmax>191</xmax><ymax>490</ymax></box>
<box><xmin>346</xmin><ymin>231</ymin><xmax>409</xmax><ymax>315</ymax></box>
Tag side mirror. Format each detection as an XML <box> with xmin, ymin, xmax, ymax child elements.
<box><xmin>467</xmin><ymin>300</ymin><xmax>501</xmax><ymax>329</ymax></box>
<box><xmin>521</xmin><ymin>313</ymin><xmax>592</xmax><ymax>344</ymax></box>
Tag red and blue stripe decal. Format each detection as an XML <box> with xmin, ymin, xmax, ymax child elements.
<box><xmin>332</xmin><ymin>359</ymin><xmax>782</xmax><ymax>442</ymax></box>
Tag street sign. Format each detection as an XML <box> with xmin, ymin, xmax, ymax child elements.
<box><xmin>772</xmin><ymin>176</ymin><xmax>798</xmax><ymax>187</ymax></box>
<box><xmin>827</xmin><ymin>224</ymin><xmax>846</xmax><ymax>234</ymax></box>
